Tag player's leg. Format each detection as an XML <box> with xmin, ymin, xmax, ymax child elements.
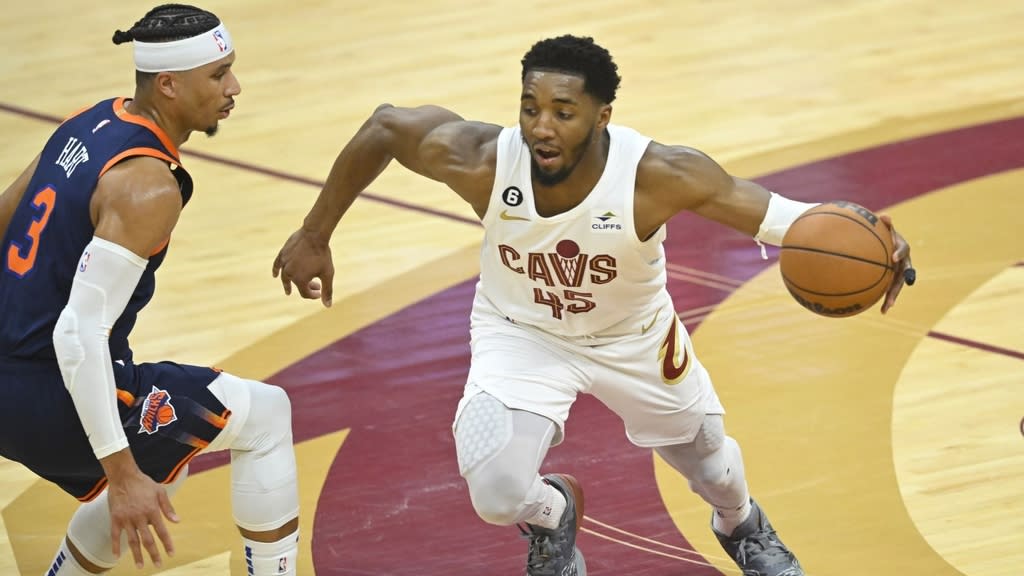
<box><xmin>204</xmin><ymin>371</ymin><xmax>299</xmax><ymax>576</ymax></box>
<box><xmin>590</xmin><ymin>313</ymin><xmax>802</xmax><ymax>576</ymax></box>
<box><xmin>41</xmin><ymin>362</ymin><xmax>299</xmax><ymax>576</ymax></box>
<box><xmin>454</xmin><ymin>309</ymin><xmax>588</xmax><ymax>575</ymax></box>
<box><xmin>656</xmin><ymin>417</ymin><xmax>803</xmax><ymax>576</ymax></box>
<box><xmin>0</xmin><ymin>362</ymin><xmax>128</xmax><ymax>575</ymax></box>
<box><xmin>455</xmin><ymin>388</ymin><xmax>561</xmax><ymax>527</ymax></box>
<box><xmin>47</xmin><ymin>468</ymin><xmax>191</xmax><ymax>575</ymax></box>
<box><xmin>454</xmin><ymin>388</ymin><xmax>586</xmax><ymax>576</ymax></box>
<box><xmin>654</xmin><ymin>415</ymin><xmax>751</xmax><ymax>534</ymax></box>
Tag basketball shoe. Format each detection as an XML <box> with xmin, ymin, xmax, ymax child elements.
<box><xmin>713</xmin><ymin>499</ymin><xmax>803</xmax><ymax>576</ymax></box>
<box><xmin>519</xmin><ymin>474</ymin><xmax>587</xmax><ymax>576</ymax></box>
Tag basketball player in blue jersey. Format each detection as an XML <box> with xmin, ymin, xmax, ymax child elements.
<box><xmin>275</xmin><ymin>35</ymin><xmax>913</xmax><ymax>576</ymax></box>
<box><xmin>0</xmin><ymin>5</ymin><xmax>301</xmax><ymax>575</ymax></box>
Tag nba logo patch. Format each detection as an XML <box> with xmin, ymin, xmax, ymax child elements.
<box><xmin>213</xmin><ymin>29</ymin><xmax>228</xmax><ymax>52</ymax></box>
<box><xmin>139</xmin><ymin>386</ymin><xmax>178</xmax><ymax>435</ymax></box>
<box><xmin>277</xmin><ymin>557</ymin><xmax>288</xmax><ymax>574</ymax></box>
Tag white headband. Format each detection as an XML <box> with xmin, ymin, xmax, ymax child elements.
<box><xmin>133</xmin><ymin>23</ymin><xmax>233</xmax><ymax>73</ymax></box>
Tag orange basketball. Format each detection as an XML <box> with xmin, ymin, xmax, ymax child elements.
<box><xmin>779</xmin><ymin>201</ymin><xmax>895</xmax><ymax>317</ymax></box>
<box><xmin>158</xmin><ymin>404</ymin><xmax>175</xmax><ymax>423</ymax></box>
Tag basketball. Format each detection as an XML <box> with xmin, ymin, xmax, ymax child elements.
<box><xmin>779</xmin><ymin>201</ymin><xmax>895</xmax><ymax>317</ymax></box>
<box><xmin>158</xmin><ymin>404</ymin><xmax>175</xmax><ymax>423</ymax></box>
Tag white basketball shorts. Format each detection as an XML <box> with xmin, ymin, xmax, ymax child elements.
<box><xmin>454</xmin><ymin>294</ymin><xmax>724</xmax><ymax>448</ymax></box>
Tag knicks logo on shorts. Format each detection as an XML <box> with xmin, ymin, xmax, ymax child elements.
<box><xmin>658</xmin><ymin>316</ymin><xmax>692</xmax><ymax>385</ymax></box>
<box><xmin>138</xmin><ymin>386</ymin><xmax>178</xmax><ymax>435</ymax></box>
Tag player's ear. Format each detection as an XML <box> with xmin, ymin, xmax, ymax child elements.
<box><xmin>154</xmin><ymin>71</ymin><xmax>180</xmax><ymax>99</ymax></box>
<box><xmin>597</xmin><ymin>104</ymin><xmax>612</xmax><ymax>130</ymax></box>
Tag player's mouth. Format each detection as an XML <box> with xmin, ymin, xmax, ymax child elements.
<box><xmin>218</xmin><ymin>103</ymin><xmax>235</xmax><ymax>119</ymax></box>
<box><xmin>534</xmin><ymin>145</ymin><xmax>561</xmax><ymax>167</ymax></box>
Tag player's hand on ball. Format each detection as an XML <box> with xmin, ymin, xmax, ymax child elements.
<box><xmin>273</xmin><ymin>228</ymin><xmax>335</xmax><ymax>307</ymax></box>
<box><xmin>879</xmin><ymin>213</ymin><xmax>913</xmax><ymax>314</ymax></box>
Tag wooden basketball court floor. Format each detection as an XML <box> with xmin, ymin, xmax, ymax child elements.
<box><xmin>1</xmin><ymin>1</ymin><xmax>1022</xmax><ymax>574</ymax></box>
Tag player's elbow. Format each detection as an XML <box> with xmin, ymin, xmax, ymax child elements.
<box><xmin>53</xmin><ymin>307</ymin><xmax>87</xmax><ymax>392</ymax></box>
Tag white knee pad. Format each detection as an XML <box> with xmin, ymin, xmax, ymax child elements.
<box><xmin>455</xmin><ymin>395</ymin><xmax>557</xmax><ymax>525</ymax></box>
<box><xmin>656</xmin><ymin>415</ymin><xmax>747</xmax><ymax>508</ymax></box>
<box><xmin>454</xmin><ymin>392</ymin><xmax>514</xmax><ymax>475</ymax></box>
<box><xmin>66</xmin><ymin>468</ymin><xmax>190</xmax><ymax>569</ymax></box>
<box><xmin>206</xmin><ymin>373</ymin><xmax>299</xmax><ymax>532</ymax></box>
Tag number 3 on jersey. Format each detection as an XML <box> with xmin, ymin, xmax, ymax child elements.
<box><xmin>6</xmin><ymin>186</ymin><xmax>57</xmax><ymax>277</ymax></box>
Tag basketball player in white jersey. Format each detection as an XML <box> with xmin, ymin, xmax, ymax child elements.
<box><xmin>273</xmin><ymin>35</ymin><xmax>912</xmax><ymax>576</ymax></box>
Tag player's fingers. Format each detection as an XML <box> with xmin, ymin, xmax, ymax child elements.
<box><xmin>110</xmin><ymin>522</ymin><xmax>123</xmax><ymax>559</ymax></box>
<box><xmin>158</xmin><ymin>488</ymin><xmax>179</xmax><ymax>524</ymax></box>
<box><xmin>882</xmin><ymin>270</ymin><xmax>906</xmax><ymax>314</ymax></box>
<box><xmin>294</xmin><ymin>277</ymin><xmax>318</xmax><ymax>299</ymax></box>
<box><xmin>272</xmin><ymin>252</ymin><xmax>282</xmax><ymax>278</ymax></box>
<box><xmin>151</xmin><ymin>513</ymin><xmax>175</xmax><ymax>560</ymax></box>
<box><xmin>138</xmin><ymin>522</ymin><xmax>163</xmax><ymax>568</ymax></box>
<box><xmin>878</xmin><ymin>213</ymin><xmax>909</xmax><ymax>262</ymax></box>
<box><xmin>279</xmin><ymin>271</ymin><xmax>292</xmax><ymax>295</ymax></box>
<box><xmin>125</xmin><ymin>525</ymin><xmax>144</xmax><ymax>569</ymax></box>
<box><xmin>892</xmin><ymin>236</ymin><xmax>910</xmax><ymax>263</ymax></box>
<box><xmin>322</xmin><ymin>268</ymin><xmax>334</xmax><ymax>308</ymax></box>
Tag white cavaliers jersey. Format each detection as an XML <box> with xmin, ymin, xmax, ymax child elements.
<box><xmin>475</xmin><ymin>124</ymin><xmax>674</xmax><ymax>338</ymax></box>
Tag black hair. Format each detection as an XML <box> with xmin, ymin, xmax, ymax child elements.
<box><xmin>111</xmin><ymin>4</ymin><xmax>221</xmax><ymax>84</ymax></box>
<box><xmin>112</xmin><ymin>4</ymin><xmax>220</xmax><ymax>45</ymax></box>
<box><xmin>521</xmin><ymin>35</ymin><xmax>621</xmax><ymax>104</ymax></box>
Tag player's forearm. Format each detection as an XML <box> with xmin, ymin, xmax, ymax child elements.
<box><xmin>99</xmin><ymin>447</ymin><xmax>145</xmax><ymax>483</ymax></box>
<box><xmin>53</xmin><ymin>238</ymin><xmax>146</xmax><ymax>461</ymax></box>
<box><xmin>302</xmin><ymin>108</ymin><xmax>400</xmax><ymax>244</ymax></box>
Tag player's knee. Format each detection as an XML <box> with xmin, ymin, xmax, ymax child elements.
<box><xmin>465</xmin><ymin>466</ymin><xmax>531</xmax><ymax>525</ymax></box>
<box><xmin>688</xmin><ymin>461</ymin><xmax>731</xmax><ymax>492</ymax></box>
<box><xmin>66</xmin><ymin>499</ymin><xmax>119</xmax><ymax>570</ymax></box>
<box><xmin>208</xmin><ymin>374</ymin><xmax>294</xmax><ymax>454</ymax></box>
<box><xmin>253</xmin><ymin>382</ymin><xmax>293</xmax><ymax>443</ymax></box>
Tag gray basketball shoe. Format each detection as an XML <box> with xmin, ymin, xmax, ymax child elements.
<box><xmin>713</xmin><ymin>499</ymin><xmax>803</xmax><ymax>576</ymax></box>
<box><xmin>519</xmin><ymin>474</ymin><xmax>587</xmax><ymax>576</ymax></box>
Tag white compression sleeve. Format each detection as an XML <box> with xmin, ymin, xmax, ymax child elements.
<box><xmin>53</xmin><ymin>237</ymin><xmax>147</xmax><ymax>460</ymax></box>
<box><xmin>753</xmin><ymin>192</ymin><xmax>820</xmax><ymax>250</ymax></box>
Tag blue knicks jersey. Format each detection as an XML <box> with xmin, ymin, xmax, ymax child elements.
<box><xmin>0</xmin><ymin>97</ymin><xmax>193</xmax><ymax>361</ymax></box>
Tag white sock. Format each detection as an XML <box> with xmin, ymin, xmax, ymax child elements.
<box><xmin>712</xmin><ymin>498</ymin><xmax>753</xmax><ymax>536</ymax></box>
<box><xmin>44</xmin><ymin>540</ymin><xmax>100</xmax><ymax>575</ymax></box>
<box><xmin>243</xmin><ymin>530</ymin><xmax>299</xmax><ymax>575</ymax></box>
<box><xmin>522</xmin><ymin>482</ymin><xmax>567</xmax><ymax>530</ymax></box>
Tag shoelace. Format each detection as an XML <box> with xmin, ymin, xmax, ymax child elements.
<box><xmin>734</xmin><ymin>528</ymin><xmax>792</xmax><ymax>567</ymax></box>
<box><xmin>518</xmin><ymin>524</ymin><xmax>565</xmax><ymax>576</ymax></box>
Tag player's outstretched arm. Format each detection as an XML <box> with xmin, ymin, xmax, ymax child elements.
<box><xmin>636</xmin><ymin>143</ymin><xmax>784</xmax><ymax>240</ymax></box>
<box><xmin>52</xmin><ymin>156</ymin><xmax>184</xmax><ymax>569</ymax></box>
<box><xmin>273</xmin><ymin>104</ymin><xmax>500</xmax><ymax>306</ymax></box>
<box><xmin>637</xmin><ymin>142</ymin><xmax>912</xmax><ymax>312</ymax></box>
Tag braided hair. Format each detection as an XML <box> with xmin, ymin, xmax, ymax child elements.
<box><xmin>521</xmin><ymin>35</ymin><xmax>621</xmax><ymax>104</ymax></box>
<box><xmin>112</xmin><ymin>4</ymin><xmax>221</xmax><ymax>83</ymax></box>
<box><xmin>112</xmin><ymin>4</ymin><xmax>221</xmax><ymax>45</ymax></box>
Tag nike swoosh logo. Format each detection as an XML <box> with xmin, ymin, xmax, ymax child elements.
<box><xmin>641</xmin><ymin>308</ymin><xmax>662</xmax><ymax>335</ymax></box>
<box><xmin>499</xmin><ymin>209</ymin><xmax>530</xmax><ymax>222</ymax></box>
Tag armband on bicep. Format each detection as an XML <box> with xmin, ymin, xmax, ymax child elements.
<box><xmin>52</xmin><ymin>237</ymin><xmax>147</xmax><ymax>460</ymax></box>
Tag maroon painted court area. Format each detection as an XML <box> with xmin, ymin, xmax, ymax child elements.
<box><xmin>178</xmin><ymin>117</ymin><xmax>1024</xmax><ymax>575</ymax></box>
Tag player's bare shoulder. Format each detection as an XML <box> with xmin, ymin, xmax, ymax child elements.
<box><xmin>93</xmin><ymin>156</ymin><xmax>184</xmax><ymax>221</ymax></box>
<box><xmin>636</xmin><ymin>141</ymin><xmax>731</xmax><ymax>212</ymax></box>
<box><xmin>420</xmin><ymin>119</ymin><xmax>503</xmax><ymax>207</ymax></box>
<box><xmin>421</xmin><ymin>120</ymin><xmax>502</xmax><ymax>172</ymax></box>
